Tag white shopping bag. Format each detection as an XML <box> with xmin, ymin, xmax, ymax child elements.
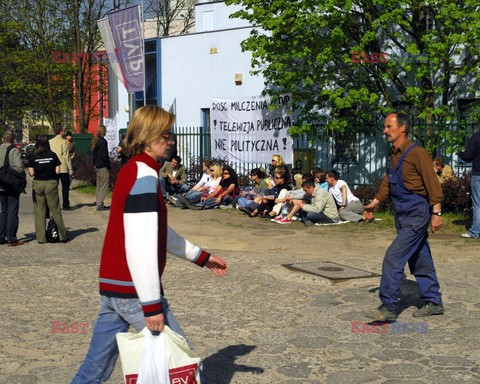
<box><xmin>116</xmin><ymin>326</ymin><xmax>201</xmax><ymax>384</ymax></box>
<box><xmin>137</xmin><ymin>331</ymin><xmax>169</xmax><ymax>384</ymax></box>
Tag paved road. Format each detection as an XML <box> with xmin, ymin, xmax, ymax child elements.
<box><xmin>0</xmin><ymin>181</ymin><xmax>479</xmax><ymax>383</ymax></box>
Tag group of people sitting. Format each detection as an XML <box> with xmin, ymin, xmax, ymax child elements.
<box><xmin>162</xmin><ymin>154</ymin><xmax>368</xmax><ymax>226</ymax></box>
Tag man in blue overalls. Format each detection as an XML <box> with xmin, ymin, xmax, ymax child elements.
<box><xmin>364</xmin><ymin>113</ymin><xmax>444</xmax><ymax>322</ymax></box>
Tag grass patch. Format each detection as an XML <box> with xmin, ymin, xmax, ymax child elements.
<box><xmin>72</xmin><ymin>183</ymin><xmax>112</xmax><ymax>197</ymax></box>
<box><xmin>372</xmin><ymin>211</ymin><xmax>470</xmax><ymax>234</ymax></box>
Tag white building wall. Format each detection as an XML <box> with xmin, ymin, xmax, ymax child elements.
<box><xmin>195</xmin><ymin>1</ymin><xmax>251</xmax><ymax>32</ymax></box>
<box><xmin>161</xmin><ymin>27</ymin><xmax>265</xmax><ymax>127</ymax></box>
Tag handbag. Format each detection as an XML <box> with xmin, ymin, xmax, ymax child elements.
<box><xmin>116</xmin><ymin>326</ymin><xmax>201</xmax><ymax>384</ymax></box>
<box><xmin>0</xmin><ymin>145</ymin><xmax>27</xmax><ymax>194</ymax></box>
<box><xmin>46</xmin><ymin>216</ymin><xmax>59</xmax><ymax>243</ymax></box>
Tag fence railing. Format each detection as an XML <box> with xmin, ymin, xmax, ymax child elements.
<box><xmin>175</xmin><ymin>122</ymin><xmax>476</xmax><ymax>187</ymax></box>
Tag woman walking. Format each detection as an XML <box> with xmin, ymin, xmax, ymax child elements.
<box><xmin>27</xmin><ymin>135</ymin><xmax>68</xmax><ymax>243</ymax></box>
<box><xmin>71</xmin><ymin>105</ymin><xmax>227</xmax><ymax>383</ymax></box>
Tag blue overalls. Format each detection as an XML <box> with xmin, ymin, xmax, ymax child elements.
<box><xmin>380</xmin><ymin>144</ymin><xmax>442</xmax><ymax>310</ymax></box>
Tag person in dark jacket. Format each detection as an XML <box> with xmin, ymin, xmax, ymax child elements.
<box><xmin>92</xmin><ymin>125</ymin><xmax>111</xmax><ymax>211</ymax></box>
<box><xmin>0</xmin><ymin>130</ymin><xmax>24</xmax><ymax>246</ymax></box>
<box><xmin>459</xmin><ymin>126</ymin><xmax>480</xmax><ymax>238</ymax></box>
<box><xmin>27</xmin><ymin>135</ymin><xmax>67</xmax><ymax>243</ymax></box>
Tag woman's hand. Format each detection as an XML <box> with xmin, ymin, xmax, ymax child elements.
<box><xmin>205</xmin><ymin>255</ymin><xmax>227</xmax><ymax>276</ymax></box>
<box><xmin>146</xmin><ymin>313</ymin><xmax>165</xmax><ymax>333</ymax></box>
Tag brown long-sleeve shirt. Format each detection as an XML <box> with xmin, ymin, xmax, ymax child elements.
<box><xmin>375</xmin><ymin>139</ymin><xmax>443</xmax><ymax>206</ymax></box>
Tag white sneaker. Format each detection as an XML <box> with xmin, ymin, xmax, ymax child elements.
<box><xmin>460</xmin><ymin>233</ymin><xmax>474</xmax><ymax>238</ymax></box>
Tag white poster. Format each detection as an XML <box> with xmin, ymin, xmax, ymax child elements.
<box><xmin>103</xmin><ymin>113</ymin><xmax>119</xmax><ymax>157</ymax></box>
<box><xmin>210</xmin><ymin>95</ymin><xmax>294</xmax><ymax>164</ymax></box>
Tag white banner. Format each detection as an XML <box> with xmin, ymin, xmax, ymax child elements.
<box><xmin>210</xmin><ymin>95</ymin><xmax>294</xmax><ymax>164</ymax></box>
<box><xmin>103</xmin><ymin>113</ymin><xmax>119</xmax><ymax>157</ymax></box>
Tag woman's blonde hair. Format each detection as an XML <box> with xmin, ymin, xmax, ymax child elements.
<box><xmin>91</xmin><ymin>124</ymin><xmax>107</xmax><ymax>150</ymax></box>
<box><xmin>294</xmin><ymin>173</ymin><xmax>303</xmax><ymax>189</ymax></box>
<box><xmin>210</xmin><ymin>164</ymin><xmax>222</xmax><ymax>178</ymax></box>
<box><xmin>124</xmin><ymin>105</ymin><xmax>175</xmax><ymax>155</ymax></box>
<box><xmin>272</xmin><ymin>154</ymin><xmax>285</xmax><ymax>166</ymax></box>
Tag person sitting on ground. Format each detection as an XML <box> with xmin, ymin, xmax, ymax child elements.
<box><xmin>326</xmin><ymin>169</ymin><xmax>364</xmax><ymax>222</ymax></box>
<box><xmin>177</xmin><ymin>163</ymin><xmax>221</xmax><ymax>209</ymax></box>
<box><xmin>159</xmin><ymin>155</ymin><xmax>189</xmax><ymax>198</ymax></box>
<box><xmin>270</xmin><ymin>173</ymin><xmax>315</xmax><ymax>220</ymax></box>
<box><xmin>233</xmin><ymin>167</ymin><xmax>269</xmax><ymax>209</ymax></box>
<box><xmin>198</xmin><ymin>166</ymin><xmax>239</xmax><ymax>209</ymax></box>
<box><xmin>169</xmin><ymin>159</ymin><xmax>214</xmax><ymax>206</ymax></box>
<box><xmin>247</xmin><ymin>168</ymin><xmax>291</xmax><ymax>217</ymax></box>
<box><xmin>276</xmin><ymin>179</ymin><xmax>339</xmax><ymax>225</ymax></box>
<box><xmin>27</xmin><ymin>135</ymin><xmax>68</xmax><ymax>243</ymax></box>
<box><xmin>432</xmin><ymin>156</ymin><xmax>456</xmax><ymax>184</ymax></box>
<box><xmin>268</xmin><ymin>154</ymin><xmax>290</xmax><ymax>187</ymax></box>
<box><xmin>313</xmin><ymin>169</ymin><xmax>328</xmax><ymax>190</ymax></box>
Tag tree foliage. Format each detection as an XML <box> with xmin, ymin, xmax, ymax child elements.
<box><xmin>226</xmin><ymin>0</ymin><xmax>480</xmax><ymax>149</ymax></box>
<box><xmin>145</xmin><ymin>0</ymin><xmax>196</xmax><ymax>37</ymax></box>
<box><xmin>0</xmin><ymin>0</ymin><xmax>135</xmax><ymax>134</ymax></box>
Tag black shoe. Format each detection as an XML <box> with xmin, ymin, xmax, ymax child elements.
<box><xmin>97</xmin><ymin>205</ymin><xmax>110</xmax><ymax>211</ymax></box>
<box><xmin>413</xmin><ymin>302</ymin><xmax>445</xmax><ymax>317</ymax></box>
<box><xmin>63</xmin><ymin>206</ymin><xmax>72</xmax><ymax>210</ymax></box>
<box><xmin>177</xmin><ymin>194</ymin><xmax>193</xmax><ymax>209</ymax></box>
<box><xmin>365</xmin><ymin>304</ymin><xmax>397</xmax><ymax>322</ymax></box>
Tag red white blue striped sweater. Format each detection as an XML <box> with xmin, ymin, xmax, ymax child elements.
<box><xmin>99</xmin><ymin>153</ymin><xmax>210</xmax><ymax>317</ymax></box>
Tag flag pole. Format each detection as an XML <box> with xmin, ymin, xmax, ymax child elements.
<box><xmin>141</xmin><ymin>2</ymin><xmax>146</xmax><ymax>106</ymax></box>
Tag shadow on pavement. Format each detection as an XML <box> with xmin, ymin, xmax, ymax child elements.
<box><xmin>67</xmin><ymin>227</ymin><xmax>99</xmax><ymax>240</ymax></box>
<box><xmin>368</xmin><ymin>279</ymin><xmax>426</xmax><ymax>315</ymax></box>
<box><xmin>203</xmin><ymin>344</ymin><xmax>264</xmax><ymax>383</ymax></box>
<box><xmin>21</xmin><ymin>232</ymin><xmax>37</xmax><ymax>244</ymax></box>
<box><xmin>69</xmin><ymin>202</ymin><xmax>97</xmax><ymax>209</ymax></box>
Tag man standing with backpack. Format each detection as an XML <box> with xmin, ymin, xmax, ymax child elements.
<box><xmin>0</xmin><ymin>131</ymin><xmax>25</xmax><ymax>246</ymax></box>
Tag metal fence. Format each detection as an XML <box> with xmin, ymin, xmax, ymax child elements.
<box><xmin>175</xmin><ymin>122</ymin><xmax>476</xmax><ymax>187</ymax></box>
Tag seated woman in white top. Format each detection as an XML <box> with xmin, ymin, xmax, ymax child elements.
<box><xmin>177</xmin><ymin>164</ymin><xmax>221</xmax><ymax>209</ymax></box>
<box><xmin>325</xmin><ymin>169</ymin><xmax>364</xmax><ymax>222</ymax></box>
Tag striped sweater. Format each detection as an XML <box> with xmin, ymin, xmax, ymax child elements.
<box><xmin>99</xmin><ymin>152</ymin><xmax>210</xmax><ymax>317</ymax></box>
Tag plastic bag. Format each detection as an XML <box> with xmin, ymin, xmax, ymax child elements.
<box><xmin>116</xmin><ymin>326</ymin><xmax>201</xmax><ymax>384</ymax></box>
<box><xmin>137</xmin><ymin>331</ymin><xmax>169</xmax><ymax>384</ymax></box>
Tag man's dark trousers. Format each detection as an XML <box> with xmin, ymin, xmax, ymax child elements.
<box><xmin>0</xmin><ymin>191</ymin><xmax>20</xmax><ymax>243</ymax></box>
<box><xmin>59</xmin><ymin>173</ymin><xmax>70</xmax><ymax>208</ymax></box>
<box><xmin>379</xmin><ymin>145</ymin><xmax>442</xmax><ymax>310</ymax></box>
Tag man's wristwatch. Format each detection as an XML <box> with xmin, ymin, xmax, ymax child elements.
<box><xmin>432</xmin><ymin>211</ymin><xmax>442</xmax><ymax>216</ymax></box>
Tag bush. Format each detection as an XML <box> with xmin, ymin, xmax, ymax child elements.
<box><xmin>353</xmin><ymin>181</ymin><xmax>392</xmax><ymax>213</ymax></box>
<box><xmin>441</xmin><ymin>172</ymin><xmax>472</xmax><ymax>214</ymax></box>
<box><xmin>353</xmin><ymin>172</ymin><xmax>473</xmax><ymax>215</ymax></box>
<box><xmin>72</xmin><ymin>151</ymin><xmax>122</xmax><ymax>189</ymax></box>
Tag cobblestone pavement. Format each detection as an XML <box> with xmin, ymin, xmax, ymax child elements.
<box><xmin>0</xmin><ymin>183</ymin><xmax>479</xmax><ymax>384</ymax></box>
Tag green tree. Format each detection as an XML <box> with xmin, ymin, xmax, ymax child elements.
<box><xmin>227</xmin><ymin>0</ymin><xmax>480</xmax><ymax>150</ymax></box>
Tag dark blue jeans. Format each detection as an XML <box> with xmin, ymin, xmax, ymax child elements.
<box><xmin>0</xmin><ymin>190</ymin><xmax>20</xmax><ymax>243</ymax></box>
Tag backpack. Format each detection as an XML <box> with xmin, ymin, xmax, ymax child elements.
<box><xmin>0</xmin><ymin>145</ymin><xmax>27</xmax><ymax>194</ymax></box>
<box><xmin>46</xmin><ymin>216</ymin><xmax>59</xmax><ymax>243</ymax></box>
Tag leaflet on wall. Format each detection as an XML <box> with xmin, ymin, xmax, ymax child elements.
<box><xmin>103</xmin><ymin>113</ymin><xmax>119</xmax><ymax>157</ymax></box>
<box><xmin>210</xmin><ymin>95</ymin><xmax>294</xmax><ymax>164</ymax></box>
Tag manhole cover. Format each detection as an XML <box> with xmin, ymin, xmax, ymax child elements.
<box><xmin>318</xmin><ymin>266</ymin><xmax>344</xmax><ymax>272</ymax></box>
<box><xmin>283</xmin><ymin>261</ymin><xmax>380</xmax><ymax>282</ymax></box>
